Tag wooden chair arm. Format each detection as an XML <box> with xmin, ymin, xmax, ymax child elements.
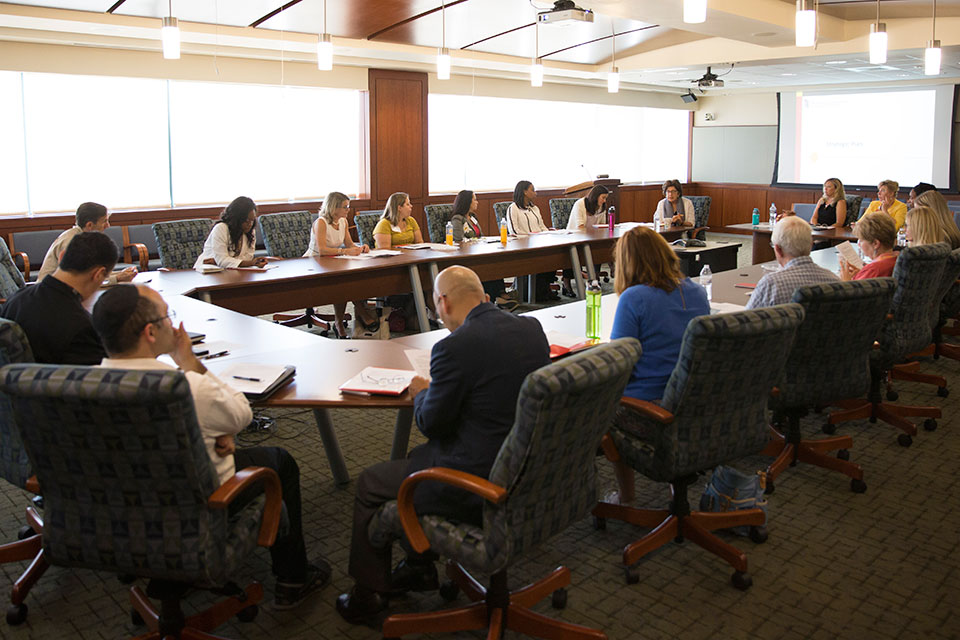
<box><xmin>397</xmin><ymin>467</ymin><xmax>508</xmax><ymax>554</ymax></box>
<box><xmin>620</xmin><ymin>396</ymin><xmax>675</xmax><ymax>424</ymax></box>
<box><xmin>208</xmin><ymin>467</ymin><xmax>283</xmax><ymax>548</ymax></box>
<box><xmin>25</xmin><ymin>475</ymin><xmax>40</xmax><ymax>494</ymax></box>
<box><xmin>14</xmin><ymin>252</ymin><xmax>30</xmax><ymax>280</ymax></box>
<box><xmin>126</xmin><ymin>243</ymin><xmax>149</xmax><ymax>271</ymax></box>
<box><xmin>599</xmin><ymin>434</ymin><xmax>619</xmax><ymax>462</ymax></box>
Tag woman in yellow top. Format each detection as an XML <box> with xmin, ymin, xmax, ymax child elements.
<box><xmin>864</xmin><ymin>179</ymin><xmax>908</xmax><ymax>231</ymax></box>
<box><xmin>373</xmin><ymin>192</ymin><xmax>424</xmax><ymax>249</ymax></box>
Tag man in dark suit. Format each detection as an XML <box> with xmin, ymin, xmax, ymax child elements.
<box><xmin>337</xmin><ymin>265</ymin><xmax>550</xmax><ymax>624</ymax></box>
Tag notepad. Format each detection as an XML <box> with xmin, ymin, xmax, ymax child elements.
<box><xmin>836</xmin><ymin>241</ymin><xmax>864</xmax><ymax>270</ymax></box>
<box><xmin>195</xmin><ymin>264</ymin><xmax>223</xmax><ymax>274</ymax></box>
<box><xmin>339</xmin><ymin>367</ymin><xmax>416</xmax><ymax>396</ymax></box>
<box><xmin>544</xmin><ymin>331</ymin><xmax>599</xmax><ymax>359</ymax></box>
<box><xmin>334</xmin><ymin>249</ymin><xmax>401</xmax><ymax>259</ymax></box>
<box><xmin>219</xmin><ymin>363</ymin><xmax>295</xmax><ymax>400</ymax></box>
<box><xmin>230</xmin><ymin>264</ymin><xmax>278</xmax><ymax>271</ymax></box>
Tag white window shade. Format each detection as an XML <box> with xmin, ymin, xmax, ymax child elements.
<box><xmin>0</xmin><ymin>72</ymin><xmax>29</xmax><ymax>215</ymax></box>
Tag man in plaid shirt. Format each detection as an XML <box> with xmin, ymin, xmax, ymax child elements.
<box><xmin>747</xmin><ymin>216</ymin><xmax>838</xmax><ymax>309</ymax></box>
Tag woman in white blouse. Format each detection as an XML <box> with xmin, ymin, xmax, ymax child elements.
<box><xmin>653</xmin><ymin>179</ymin><xmax>694</xmax><ymax>228</ymax></box>
<box><xmin>304</xmin><ymin>191</ymin><xmax>380</xmax><ymax>337</ymax></box>
<box><xmin>565</xmin><ymin>185</ymin><xmax>609</xmax><ymax>230</ymax></box>
<box><xmin>194</xmin><ymin>196</ymin><xmax>268</xmax><ymax>269</ymax></box>
<box><xmin>506</xmin><ymin>180</ymin><xmax>548</xmax><ymax>235</ymax></box>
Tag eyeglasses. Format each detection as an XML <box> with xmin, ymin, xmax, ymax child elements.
<box><xmin>142</xmin><ymin>309</ymin><xmax>176</xmax><ymax>329</ymax></box>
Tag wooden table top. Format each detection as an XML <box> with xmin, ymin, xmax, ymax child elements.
<box><xmin>728</xmin><ymin>222</ymin><xmax>857</xmax><ymax>241</ymax></box>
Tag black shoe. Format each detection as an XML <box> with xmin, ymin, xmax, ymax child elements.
<box><xmin>387</xmin><ymin>559</ymin><xmax>439</xmax><ymax>596</ymax></box>
<box><xmin>275</xmin><ymin>560</ymin><xmax>331</xmax><ymax>610</ymax></box>
<box><xmin>336</xmin><ymin>587</ymin><xmax>387</xmax><ymax>625</ymax></box>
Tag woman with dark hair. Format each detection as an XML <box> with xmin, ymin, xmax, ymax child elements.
<box><xmin>907</xmin><ymin>182</ymin><xmax>937</xmax><ymax>209</ymax></box>
<box><xmin>506</xmin><ymin>180</ymin><xmax>548</xmax><ymax>235</ymax></box>
<box><xmin>194</xmin><ymin>196</ymin><xmax>268</xmax><ymax>269</ymax></box>
<box><xmin>653</xmin><ymin>179</ymin><xmax>694</xmax><ymax>228</ymax></box>
<box><xmin>449</xmin><ymin>190</ymin><xmax>516</xmax><ymax>310</ymax></box>
<box><xmin>604</xmin><ymin>225</ymin><xmax>710</xmax><ymax>504</ymax></box>
<box><xmin>565</xmin><ymin>184</ymin><xmax>609</xmax><ymax>230</ymax></box>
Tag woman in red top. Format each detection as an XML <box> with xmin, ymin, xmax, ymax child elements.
<box><xmin>840</xmin><ymin>211</ymin><xmax>898</xmax><ymax>280</ymax></box>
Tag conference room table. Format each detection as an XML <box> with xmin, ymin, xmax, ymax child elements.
<box><xmin>729</xmin><ymin>222</ymin><xmax>855</xmax><ymax>265</ymax></box>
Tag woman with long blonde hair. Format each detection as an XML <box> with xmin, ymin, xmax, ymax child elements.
<box><xmin>915</xmin><ymin>190</ymin><xmax>960</xmax><ymax>249</ymax></box>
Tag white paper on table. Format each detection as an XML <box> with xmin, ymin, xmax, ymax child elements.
<box><xmin>836</xmin><ymin>241</ymin><xmax>864</xmax><ymax>270</ymax></box>
<box><xmin>544</xmin><ymin>330</ymin><xmax>584</xmax><ymax>349</ymax></box>
<box><xmin>408</xmin><ymin>243</ymin><xmax>458</xmax><ymax>252</ymax></box>
<box><xmin>710</xmin><ymin>302</ymin><xmax>747</xmax><ymax>315</ymax></box>
<box><xmin>230</xmin><ymin>264</ymin><xmax>278</xmax><ymax>271</ymax></box>
<box><xmin>334</xmin><ymin>249</ymin><xmax>401</xmax><ymax>259</ymax></box>
<box><xmin>400</xmin><ymin>243</ymin><xmax>432</xmax><ymax>249</ymax></box>
<box><xmin>195</xmin><ymin>264</ymin><xmax>223</xmax><ymax>273</ymax></box>
<box><xmin>217</xmin><ymin>363</ymin><xmax>293</xmax><ymax>395</ymax></box>
<box><xmin>541</xmin><ymin>229</ymin><xmax>574</xmax><ymax>235</ymax></box>
<box><xmin>404</xmin><ymin>349</ymin><xmax>432</xmax><ymax>380</ymax></box>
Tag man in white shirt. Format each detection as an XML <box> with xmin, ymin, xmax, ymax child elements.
<box><xmin>91</xmin><ymin>284</ymin><xmax>328</xmax><ymax>610</ymax></box>
<box><xmin>37</xmin><ymin>202</ymin><xmax>137</xmax><ymax>284</ymax></box>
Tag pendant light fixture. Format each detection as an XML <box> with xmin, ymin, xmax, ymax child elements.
<box><xmin>437</xmin><ymin>1</ymin><xmax>451</xmax><ymax>80</ymax></box>
<box><xmin>683</xmin><ymin>0</ymin><xmax>707</xmax><ymax>24</ymax></box>
<box><xmin>161</xmin><ymin>0</ymin><xmax>180</xmax><ymax>59</ymax></box>
<box><xmin>795</xmin><ymin>0</ymin><xmax>816</xmax><ymax>47</ymax></box>
<box><xmin>317</xmin><ymin>0</ymin><xmax>333</xmax><ymax>70</ymax></box>
<box><xmin>607</xmin><ymin>26</ymin><xmax>619</xmax><ymax>93</ymax></box>
<box><xmin>925</xmin><ymin>0</ymin><xmax>941</xmax><ymax>76</ymax></box>
<box><xmin>531</xmin><ymin>21</ymin><xmax>543</xmax><ymax>87</ymax></box>
<box><xmin>868</xmin><ymin>0</ymin><xmax>887</xmax><ymax>64</ymax></box>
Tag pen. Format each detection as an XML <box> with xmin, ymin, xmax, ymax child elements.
<box><xmin>232</xmin><ymin>375</ymin><xmax>261</xmax><ymax>382</ymax></box>
<box><xmin>202</xmin><ymin>350</ymin><xmax>229</xmax><ymax>360</ymax></box>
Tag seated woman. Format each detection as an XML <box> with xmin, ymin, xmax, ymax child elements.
<box><xmin>653</xmin><ymin>179</ymin><xmax>694</xmax><ymax>229</ymax></box>
<box><xmin>810</xmin><ymin>178</ymin><xmax>848</xmax><ymax>228</ymax></box>
<box><xmin>194</xmin><ymin>196</ymin><xmax>268</xmax><ymax>269</ymax></box>
<box><xmin>907</xmin><ymin>182</ymin><xmax>937</xmax><ymax>209</ymax></box>
<box><xmin>449</xmin><ymin>190</ymin><xmax>516</xmax><ymax>310</ymax></box>
<box><xmin>905</xmin><ymin>205</ymin><xmax>947</xmax><ymax>247</ymax></box>
<box><xmin>506</xmin><ymin>180</ymin><xmax>557</xmax><ymax>301</ymax></box>
<box><xmin>864</xmin><ymin>179</ymin><xmax>908</xmax><ymax>231</ymax></box>
<box><xmin>565</xmin><ymin>185</ymin><xmax>609</xmax><ymax>230</ymax></box>
<box><xmin>839</xmin><ymin>211</ymin><xmax>898</xmax><ymax>280</ymax></box>
<box><xmin>915</xmin><ymin>190</ymin><xmax>960</xmax><ymax>249</ymax></box>
<box><xmin>373</xmin><ymin>192</ymin><xmax>423</xmax><ymax>249</ymax></box>
<box><xmin>606</xmin><ymin>226</ymin><xmax>710</xmax><ymax>505</ymax></box>
<box><xmin>304</xmin><ymin>191</ymin><xmax>381</xmax><ymax>337</ymax></box>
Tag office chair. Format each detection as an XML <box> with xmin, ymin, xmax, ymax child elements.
<box><xmin>353</xmin><ymin>212</ymin><xmax>382</xmax><ymax>249</ymax></box>
<box><xmin>423</xmin><ymin>204</ymin><xmax>453</xmax><ymax>243</ymax></box>
<box><xmin>152</xmin><ymin>218</ymin><xmax>213</xmax><ymax>270</ymax></box>
<box><xmin>686</xmin><ymin>195</ymin><xmax>712</xmax><ymax>240</ymax></box>
<box><xmin>594</xmin><ymin>305</ymin><xmax>804</xmax><ymax>590</ymax></box>
<box><xmin>548</xmin><ymin>198</ymin><xmax>576</xmax><ymax>229</ymax></box>
<box><xmin>0</xmin><ymin>365</ymin><xmax>283</xmax><ymax>640</ymax></box>
<box><xmin>370</xmin><ymin>339</ymin><xmax>642</xmax><ymax>640</ymax></box>
<box><xmin>0</xmin><ymin>239</ymin><xmax>26</xmax><ymax>304</ymax></box>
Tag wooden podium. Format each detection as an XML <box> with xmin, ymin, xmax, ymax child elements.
<box><xmin>563</xmin><ymin>178</ymin><xmax>621</xmax><ymax>201</ymax></box>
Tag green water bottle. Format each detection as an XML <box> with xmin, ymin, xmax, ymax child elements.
<box><xmin>586</xmin><ymin>280</ymin><xmax>602</xmax><ymax>340</ymax></box>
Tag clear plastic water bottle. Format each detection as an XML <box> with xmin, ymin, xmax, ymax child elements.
<box><xmin>445</xmin><ymin>220</ymin><xmax>454</xmax><ymax>245</ymax></box>
<box><xmin>655</xmin><ymin>211</ymin><xmax>663</xmax><ymax>231</ymax></box>
<box><xmin>768</xmin><ymin>203</ymin><xmax>777</xmax><ymax>227</ymax></box>
<box><xmin>752</xmin><ymin>208</ymin><xmax>760</xmax><ymax>226</ymax></box>
<box><xmin>499</xmin><ymin>217</ymin><xmax>508</xmax><ymax>247</ymax></box>
<box><xmin>586</xmin><ymin>280</ymin><xmax>602</xmax><ymax>339</ymax></box>
<box><xmin>607</xmin><ymin>206</ymin><xmax>616</xmax><ymax>237</ymax></box>
<box><xmin>897</xmin><ymin>227</ymin><xmax>907</xmax><ymax>247</ymax></box>
<box><xmin>699</xmin><ymin>264</ymin><xmax>713</xmax><ymax>301</ymax></box>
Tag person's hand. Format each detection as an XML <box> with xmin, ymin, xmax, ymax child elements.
<box><xmin>116</xmin><ymin>267</ymin><xmax>138</xmax><ymax>282</ymax></box>
<box><xmin>170</xmin><ymin>322</ymin><xmax>205</xmax><ymax>373</ymax></box>
<box><xmin>671</xmin><ymin>214</ymin><xmax>684</xmax><ymax>226</ymax></box>
<box><xmin>408</xmin><ymin>376</ymin><xmax>430</xmax><ymax>397</ymax></box>
<box><xmin>203</xmin><ymin>257</ymin><xmax>216</xmax><ymax>265</ymax></box>
<box><xmin>838</xmin><ymin>257</ymin><xmax>859</xmax><ymax>281</ymax></box>
<box><xmin>360</xmin><ymin>244</ymin><xmax>370</xmax><ymax>254</ymax></box>
<box><xmin>346</xmin><ymin>246</ymin><xmax>363</xmax><ymax>256</ymax></box>
<box><xmin>818</xmin><ymin>196</ymin><xmax>827</xmax><ymax>205</ymax></box>
<box><xmin>214</xmin><ymin>434</ymin><xmax>236</xmax><ymax>457</ymax></box>
<box><xmin>775</xmin><ymin>210</ymin><xmax>795</xmax><ymax>222</ymax></box>
<box><xmin>253</xmin><ymin>257</ymin><xmax>269</xmax><ymax>268</ymax></box>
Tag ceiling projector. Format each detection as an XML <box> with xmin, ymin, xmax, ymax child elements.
<box><xmin>537</xmin><ymin>0</ymin><xmax>594</xmax><ymax>26</ymax></box>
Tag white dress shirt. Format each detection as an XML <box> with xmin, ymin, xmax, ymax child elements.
<box><xmin>194</xmin><ymin>222</ymin><xmax>256</xmax><ymax>269</ymax></box>
<box><xmin>565</xmin><ymin>197</ymin><xmax>606</xmax><ymax>230</ymax></box>
<box><xmin>37</xmin><ymin>226</ymin><xmax>121</xmax><ymax>285</ymax></box>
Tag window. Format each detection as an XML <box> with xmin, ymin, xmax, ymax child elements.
<box><xmin>0</xmin><ymin>72</ymin><xmax>29</xmax><ymax>215</ymax></box>
<box><xmin>429</xmin><ymin>94</ymin><xmax>689</xmax><ymax>193</ymax></box>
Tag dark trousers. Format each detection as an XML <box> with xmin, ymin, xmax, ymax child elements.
<box><xmin>233</xmin><ymin>446</ymin><xmax>307</xmax><ymax>582</ymax></box>
<box><xmin>482</xmin><ymin>278</ymin><xmax>506</xmax><ymax>300</ymax></box>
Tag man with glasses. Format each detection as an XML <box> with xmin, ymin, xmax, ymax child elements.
<box><xmin>91</xmin><ymin>284</ymin><xmax>329</xmax><ymax>610</ymax></box>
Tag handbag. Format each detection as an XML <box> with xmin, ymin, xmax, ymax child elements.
<box><xmin>699</xmin><ymin>465</ymin><xmax>768</xmax><ymax>537</ymax></box>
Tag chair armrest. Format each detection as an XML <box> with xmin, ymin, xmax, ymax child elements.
<box><xmin>14</xmin><ymin>252</ymin><xmax>30</xmax><ymax>280</ymax></box>
<box><xmin>620</xmin><ymin>396</ymin><xmax>674</xmax><ymax>424</ymax></box>
<box><xmin>208</xmin><ymin>467</ymin><xmax>283</xmax><ymax>548</ymax></box>
<box><xmin>25</xmin><ymin>475</ymin><xmax>40</xmax><ymax>494</ymax></box>
<box><xmin>397</xmin><ymin>467</ymin><xmax>508</xmax><ymax>554</ymax></box>
<box><xmin>126</xmin><ymin>243</ymin><xmax>149</xmax><ymax>271</ymax></box>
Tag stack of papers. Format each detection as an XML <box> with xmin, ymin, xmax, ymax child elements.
<box><xmin>339</xmin><ymin>367</ymin><xmax>416</xmax><ymax>396</ymax></box>
<box><xmin>544</xmin><ymin>330</ymin><xmax>599</xmax><ymax>359</ymax></box>
<box><xmin>334</xmin><ymin>249</ymin><xmax>402</xmax><ymax>260</ymax></box>
<box><xmin>195</xmin><ymin>264</ymin><xmax>223</xmax><ymax>274</ymax></box>
<box><xmin>401</xmin><ymin>243</ymin><xmax>459</xmax><ymax>252</ymax></box>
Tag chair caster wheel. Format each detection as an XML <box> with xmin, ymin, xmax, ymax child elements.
<box><xmin>236</xmin><ymin>604</ymin><xmax>258</xmax><ymax>623</ymax></box>
<box><xmin>731</xmin><ymin>571</ymin><xmax>753</xmax><ymax>591</ymax></box>
<box><xmin>937</xmin><ymin>386</ymin><xmax>948</xmax><ymax>398</ymax></box>
<box><xmin>764</xmin><ymin>480</ymin><xmax>775</xmax><ymax>495</ymax></box>
<box><xmin>886</xmin><ymin>389</ymin><xmax>899</xmax><ymax>401</ymax></box>
<box><xmin>17</xmin><ymin>525</ymin><xmax>35</xmax><ymax>540</ymax></box>
<box><xmin>850</xmin><ymin>478</ymin><xmax>867</xmax><ymax>494</ymax></box>
<box><xmin>439</xmin><ymin>581</ymin><xmax>460</xmax><ymax>602</ymax></box>
<box><xmin>821</xmin><ymin>423</ymin><xmax>837</xmax><ymax>435</ymax></box>
<box><xmin>897</xmin><ymin>434</ymin><xmax>913</xmax><ymax>447</ymax></box>
<box><xmin>592</xmin><ymin>516</ymin><xmax>606</xmax><ymax>531</ymax></box>
<box><xmin>837</xmin><ymin>449</ymin><xmax>850</xmax><ymax>461</ymax></box>
<box><xmin>625</xmin><ymin>565</ymin><xmax>640</xmax><ymax>585</ymax></box>
<box><xmin>551</xmin><ymin>588</ymin><xmax>567</xmax><ymax>609</ymax></box>
<box><xmin>749</xmin><ymin>526</ymin><xmax>768</xmax><ymax>544</ymax></box>
<box><xmin>131</xmin><ymin>609</ymin><xmax>144</xmax><ymax>626</ymax></box>
<box><xmin>6</xmin><ymin>603</ymin><xmax>27</xmax><ymax>626</ymax></box>
<box><xmin>924</xmin><ymin>419</ymin><xmax>937</xmax><ymax>432</ymax></box>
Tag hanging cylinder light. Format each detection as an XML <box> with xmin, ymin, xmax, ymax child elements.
<box><xmin>161</xmin><ymin>0</ymin><xmax>180</xmax><ymax>59</ymax></box>
<box><xmin>683</xmin><ymin>0</ymin><xmax>707</xmax><ymax>24</ymax></box>
<box><xmin>317</xmin><ymin>0</ymin><xmax>333</xmax><ymax>70</ymax></box>
<box><xmin>607</xmin><ymin>26</ymin><xmax>619</xmax><ymax>93</ymax></box>
<box><xmin>924</xmin><ymin>0</ymin><xmax>941</xmax><ymax>76</ymax></box>
<box><xmin>795</xmin><ymin>0</ymin><xmax>816</xmax><ymax>47</ymax></box>
<box><xmin>530</xmin><ymin>21</ymin><xmax>543</xmax><ymax>87</ymax></box>
<box><xmin>868</xmin><ymin>0</ymin><xmax>887</xmax><ymax>64</ymax></box>
<box><xmin>437</xmin><ymin>1</ymin><xmax>451</xmax><ymax>79</ymax></box>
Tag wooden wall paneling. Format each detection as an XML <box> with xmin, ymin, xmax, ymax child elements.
<box><xmin>722</xmin><ymin>188</ymin><xmax>768</xmax><ymax>227</ymax></box>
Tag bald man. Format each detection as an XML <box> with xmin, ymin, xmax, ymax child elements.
<box><xmin>337</xmin><ymin>266</ymin><xmax>550</xmax><ymax>624</ymax></box>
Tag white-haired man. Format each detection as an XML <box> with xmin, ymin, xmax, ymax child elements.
<box><xmin>746</xmin><ymin>216</ymin><xmax>837</xmax><ymax>309</ymax></box>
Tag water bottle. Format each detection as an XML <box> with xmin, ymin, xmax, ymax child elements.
<box><xmin>445</xmin><ymin>220</ymin><xmax>454</xmax><ymax>245</ymax></box>
<box><xmin>699</xmin><ymin>264</ymin><xmax>713</xmax><ymax>301</ymax></box>
<box><xmin>607</xmin><ymin>206</ymin><xmax>616</xmax><ymax>237</ymax></box>
<box><xmin>897</xmin><ymin>227</ymin><xmax>907</xmax><ymax>247</ymax></box>
<box><xmin>586</xmin><ymin>280</ymin><xmax>602</xmax><ymax>340</ymax></box>
<box><xmin>499</xmin><ymin>217</ymin><xmax>508</xmax><ymax>247</ymax></box>
<box><xmin>768</xmin><ymin>203</ymin><xmax>777</xmax><ymax>227</ymax></box>
<box><xmin>752</xmin><ymin>208</ymin><xmax>760</xmax><ymax>226</ymax></box>
<box><xmin>655</xmin><ymin>211</ymin><xmax>663</xmax><ymax>231</ymax></box>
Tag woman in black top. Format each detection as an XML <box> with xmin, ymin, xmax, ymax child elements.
<box><xmin>449</xmin><ymin>190</ymin><xmax>516</xmax><ymax>310</ymax></box>
<box><xmin>810</xmin><ymin>178</ymin><xmax>848</xmax><ymax>228</ymax></box>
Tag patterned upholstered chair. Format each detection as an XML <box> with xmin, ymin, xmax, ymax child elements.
<box><xmin>152</xmin><ymin>218</ymin><xmax>213</xmax><ymax>270</ymax></box>
<box><xmin>826</xmin><ymin>243</ymin><xmax>949</xmax><ymax>446</ymax></box>
<box><xmin>548</xmin><ymin>198</ymin><xmax>577</xmax><ymax>229</ymax></box>
<box><xmin>845</xmin><ymin>195</ymin><xmax>864</xmax><ymax>224</ymax></box>
<box><xmin>493</xmin><ymin>201</ymin><xmax>511</xmax><ymax>227</ymax></box>
<box><xmin>0</xmin><ymin>365</ymin><xmax>283</xmax><ymax>639</ymax></box>
<box><xmin>686</xmin><ymin>195</ymin><xmax>711</xmax><ymax>240</ymax></box>
<box><xmin>353</xmin><ymin>212</ymin><xmax>382</xmax><ymax>248</ymax></box>
<box><xmin>0</xmin><ymin>238</ymin><xmax>26</xmax><ymax>303</ymax></box>
<box><xmin>594</xmin><ymin>306</ymin><xmax>804</xmax><ymax>590</ymax></box>
<box><xmin>764</xmin><ymin>280</ymin><xmax>895</xmax><ymax>495</ymax></box>
<box><xmin>371</xmin><ymin>339</ymin><xmax>642</xmax><ymax>640</ymax></box>
<box><xmin>932</xmin><ymin>249</ymin><xmax>960</xmax><ymax>363</ymax></box>
<box><xmin>423</xmin><ymin>204</ymin><xmax>453</xmax><ymax>243</ymax></box>
<box><xmin>0</xmin><ymin>319</ymin><xmax>46</xmax><ymax>625</ymax></box>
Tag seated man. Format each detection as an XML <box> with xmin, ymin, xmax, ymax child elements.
<box><xmin>91</xmin><ymin>284</ymin><xmax>328</xmax><ymax>610</ymax></box>
<box><xmin>746</xmin><ymin>215</ymin><xmax>838</xmax><ymax>309</ymax></box>
<box><xmin>37</xmin><ymin>201</ymin><xmax>137</xmax><ymax>284</ymax></box>
<box><xmin>336</xmin><ymin>265</ymin><xmax>551</xmax><ymax>623</ymax></box>
<box><xmin>1</xmin><ymin>232</ymin><xmax>117</xmax><ymax>364</ymax></box>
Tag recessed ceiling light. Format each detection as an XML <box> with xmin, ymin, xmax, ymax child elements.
<box><xmin>824</xmin><ymin>60</ymin><xmax>847</xmax><ymax>65</ymax></box>
<box><xmin>753</xmin><ymin>32</ymin><xmax>776</xmax><ymax>37</ymax></box>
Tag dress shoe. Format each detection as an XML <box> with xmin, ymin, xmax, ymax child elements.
<box><xmin>336</xmin><ymin>587</ymin><xmax>386</xmax><ymax>625</ymax></box>
<box><xmin>387</xmin><ymin>558</ymin><xmax>439</xmax><ymax>596</ymax></box>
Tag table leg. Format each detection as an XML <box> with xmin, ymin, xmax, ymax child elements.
<box><xmin>408</xmin><ymin>264</ymin><xmax>431</xmax><ymax>333</ymax></box>
<box><xmin>428</xmin><ymin>262</ymin><xmax>440</xmax><ymax>283</ymax></box>
<box><xmin>312</xmin><ymin>408</ymin><xmax>350</xmax><ymax>486</ymax></box>
<box><xmin>391</xmin><ymin>407</ymin><xmax>414</xmax><ymax>460</ymax></box>
<box><xmin>527</xmin><ymin>274</ymin><xmax>536</xmax><ymax>304</ymax></box>
<box><xmin>582</xmin><ymin>245</ymin><xmax>597</xmax><ymax>286</ymax></box>
<box><xmin>569</xmin><ymin>246</ymin><xmax>586</xmax><ymax>299</ymax></box>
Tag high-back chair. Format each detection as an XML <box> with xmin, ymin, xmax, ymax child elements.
<box><xmin>492</xmin><ymin>201</ymin><xmax>511</xmax><ymax>227</ymax></box>
<box><xmin>932</xmin><ymin>249</ymin><xmax>960</xmax><ymax>363</ymax></box>
<box><xmin>353</xmin><ymin>212</ymin><xmax>382</xmax><ymax>248</ymax></box>
<box><xmin>370</xmin><ymin>339</ymin><xmax>642</xmax><ymax>640</ymax></box>
<box><xmin>0</xmin><ymin>319</ymin><xmax>46</xmax><ymax>625</ymax></box>
<box><xmin>686</xmin><ymin>195</ymin><xmax>712</xmax><ymax>239</ymax></box>
<box><xmin>844</xmin><ymin>195</ymin><xmax>864</xmax><ymax>224</ymax></box>
<box><xmin>826</xmin><ymin>243</ymin><xmax>950</xmax><ymax>446</ymax></box>
<box><xmin>423</xmin><ymin>204</ymin><xmax>453</xmax><ymax>243</ymax></box>
<box><xmin>0</xmin><ymin>238</ymin><xmax>26</xmax><ymax>303</ymax></box>
<box><xmin>593</xmin><ymin>306</ymin><xmax>804</xmax><ymax>590</ymax></box>
<box><xmin>152</xmin><ymin>218</ymin><xmax>213</xmax><ymax>270</ymax></box>
<box><xmin>126</xmin><ymin>224</ymin><xmax>162</xmax><ymax>271</ymax></box>
<box><xmin>791</xmin><ymin>203</ymin><xmax>816</xmax><ymax>222</ymax></box>
<box><xmin>764</xmin><ymin>280</ymin><xmax>896</xmax><ymax>495</ymax></box>
<box><xmin>0</xmin><ymin>365</ymin><xmax>282</xmax><ymax>639</ymax></box>
<box><xmin>548</xmin><ymin>197</ymin><xmax>576</xmax><ymax>229</ymax></box>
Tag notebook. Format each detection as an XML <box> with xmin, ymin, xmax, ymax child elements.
<box><xmin>219</xmin><ymin>363</ymin><xmax>296</xmax><ymax>401</ymax></box>
<box><xmin>339</xmin><ymin>367</ymin><xmax>416</xmax><ymax>396</ymax></box>
<box><xmin>544</xmin><ymin>331</ymin><xmax>599</xmax><ymax>359</ymax></box>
